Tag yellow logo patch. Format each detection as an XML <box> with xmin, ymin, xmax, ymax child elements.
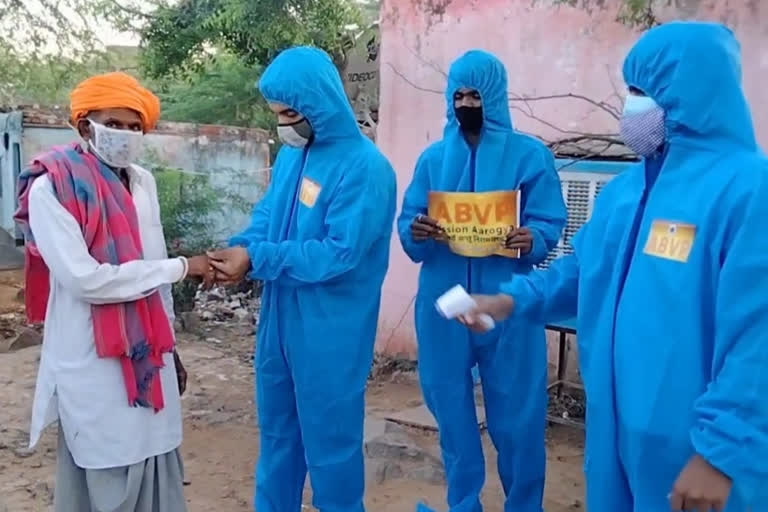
<box><xmin>299</xmin><ymin>177</ymin><xmax>322</xmax><ymax>208</ymax></box>
<box><xmin>643</xmin><ymin>220</ymin><xmax>696</xmax><ymax>263</ymax></box>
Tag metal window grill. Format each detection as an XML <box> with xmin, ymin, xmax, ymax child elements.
<box><xmin>538</xmin><ymin>171</ymin><xmax>616</xmax><ymax>269</ymax></box>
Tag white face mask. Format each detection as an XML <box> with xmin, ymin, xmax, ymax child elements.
<box><xmin>88</xmin><ymin>120</ymin><xmax>144</xmax><ymax>168</ymax></box>
<box><xmin>277</xmin><ymin>118</ymin><xmax>313</xmax><ymax>148</ymax></box>
<box><xmin>623</xmin><ymin>94</ymin><xmax>660</xmax><ymax>115</ymax></box>
<box><xmin>620</xmin><ymin>94</ymin><xmax>667</xmax><ymax>157</ymax></box>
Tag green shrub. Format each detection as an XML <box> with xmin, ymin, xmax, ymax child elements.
<box><xmin>152</xmin><ymin>165</ymin><xmax>252</xmax><ymax>312</ymax></box>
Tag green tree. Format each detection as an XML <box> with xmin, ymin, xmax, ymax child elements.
<box><xmin>0</xmin><ymin>0</ymin><xmax>153</xmax><ymax>105</ymax></box>
<box><xmin>154</xmin><ymin>168</ymin><xmax>223</xmax><ymax>254</ymax></box>
<box><xmin>0</xmin><ymin>43</ymin><xmax>272</xmax><ymax>132</ymax></box>
<box><xmin>157</xmin><ymin>54</ymin><xmax>274</xmax><ymax>130</ymax></box>
<box><xmin>0</xmin><ymin>46</ymin><xmax>139</xmax><ymax>106</ymax></box>
<box><xmin>1</xmin><ymin>0</ymin><xmax>98</xmax><ymax>56</ymax></box>
<box><xmin>134</xmin><ymin>0</ymin><xmax>367</xmax><ymax>154</ymax></box>
<box><xmin>357</xmin><ymin>0</ymin><xmax>380</xmax><ymax>25</ymax></box>
<box><xmin>0</xmin><ymin>0</ymin><xmax>163</xmax><ymax>58</ymax></box>
<box><xmin>152</xmin><ymin>165</ymin><xmax>252</xmax><ymax>312</ymax></box>
<box><xmin>139</xmin><ymin>0</ymin><xmax>363</xmax><ymax>79</ymax></box>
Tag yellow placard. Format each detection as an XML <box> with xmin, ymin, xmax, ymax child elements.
<box><xmin>299</xmin><ymin>177</ymin><xmax>322</xmax><ymax>208</ymax></box>
<box><xmin>643</xmin><ymin>220</ymin><xmax>696</xmax><ymax>263</ymax></box>
<box><xmin>428</xmin><ymin>190</ymin><xmax>521</xmax><ymax>258</ymax></box>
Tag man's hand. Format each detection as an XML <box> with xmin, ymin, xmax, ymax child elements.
<box><xmin>207</xmin><ymin>247</ymin><xmax>252</xmax><ymax>286</ymax></box>
<box><xmin>412</xmin><ymin>215</ymin><xmax>446</xmax><ymax>242</ymax></box>
<box><xmin>506</xmin><ymin>227</ymin><xmax>534</xmax><ymax>255</ymax></box>
<box><xmin>458</xmin><ymin>294</ymin><xmax>515</xmax><ymax>333</ymax></box>
<box><xmin>185</xmin><ymin>254</ymin><xmax>215</xmax><ymax>289</ymax></box>
<box><xmin>669</xmin><ymin>454</ymin><xmax>732</xmax><ymax>512</ymax></box>
<box><xmin>173</xmin><ymin>350</ymin><xmax>187</xmax><ymax>396</ymax></box>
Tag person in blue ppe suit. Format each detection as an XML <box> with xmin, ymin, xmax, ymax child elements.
<box><xmin>208</xmin><ymin>46</ymin><xmax>397</xmax><ymax>512</ymax></box>
<box><xmin>398</xmin><ymin>50</ymin><xmax>567</xmax><ymax>512</ymax></box>
<box><xmin>459</xmin><ymin>22</ymin><xmax>768</xmax><ymax>512</ymax></box>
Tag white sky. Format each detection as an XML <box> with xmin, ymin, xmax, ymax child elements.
<box><xmin>99</xmin><ymin>26</ymin><xmax>140</xmax><ymax>47</ymax></box>
<box><xmin>9</xmin><ymin>0</ymin><xmax>144</xmax><ymax>53</ymax></box>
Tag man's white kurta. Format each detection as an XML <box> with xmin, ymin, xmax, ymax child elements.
<box><xmin>27</xmin><ymin>164</ymin><xmax>186</xmax><ymax>469</ymax></box>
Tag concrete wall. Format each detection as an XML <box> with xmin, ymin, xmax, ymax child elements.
<box><xmin>0</xmin><ymin>112</ymin><xmax>23</xmax><ymax>238</ymax></box>
<box><xmin>1</xmin><ymin>109</ymin><xmax>271</xmax><ymax>244</ymax></box>
<box><xmin>375</xmin><ymin>0</ymin><xmax>768</xmax><ymax>358</ymax></box>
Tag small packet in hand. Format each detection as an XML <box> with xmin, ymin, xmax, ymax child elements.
<box><xmin>435</xmin><ymin>285</ymin><xmax>495</xmax><ymax>330</ymax></box>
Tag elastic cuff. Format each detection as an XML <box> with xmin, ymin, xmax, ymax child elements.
<box><xmin>407</xmin><ymin>237</ymin><xmax>436</xmax><ymax>263</ymax></box>
<box><xmin>519</xmin><ymin>228</ymin><xmax>548</xmax><ymax>266</ymax></box>
<box><xmin>690</xmin><ymin>423</ymin><xmax>759</xmax><ymax>504</ymax></box>
<box><xmin>245</xmin><ymin>242</ymin><xmax>259</xmax><ymax>280</ymax></box>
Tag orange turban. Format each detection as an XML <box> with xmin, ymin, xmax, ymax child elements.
<box><xmin>70</xmin><ymin>72</ymin><xmax>162</xmax><ymax>132</ymax></box>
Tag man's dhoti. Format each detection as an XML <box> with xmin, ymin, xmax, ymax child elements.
<box><xmin>54</xmin><ymin>428</ymin><xmax>187</xmax><ymax>512</ymax></box>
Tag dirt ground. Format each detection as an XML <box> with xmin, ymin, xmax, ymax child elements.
<box><xmin>0</xmin><ymin>269</ymin><xmax>585</xmax><ymax>512</ymax></box>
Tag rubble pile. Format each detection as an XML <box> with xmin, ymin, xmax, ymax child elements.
<box><xmin>0</xmin><ymin>313</ymin><xmax>42</xmax><ymax>353</ymax></box>
<box><xmin>189</xmin><ymin>284</ymin><xmax>261</xmax><ymax>326</ymax></box>
<box><xmin>369</xmin><ymin>353</ymin><xmax>417</xmax><ymax>381</ymax></box>
<box><xmin>0</xmin><ymin>313</ymin><xmax>20</xmax><ymax>340</ymax></box>
<box><xmin>548</xmin><ymin>387</ymin><xmax>586</xmax><ymax>422</ymax></box>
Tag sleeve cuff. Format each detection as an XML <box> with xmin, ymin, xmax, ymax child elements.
<box><xmin>519</xmin><ymin>228</ymin><xmax>548</xmax><ymax>266</ymax></box>
<box><xmin>229</xmin><ymin>236</ymin><xmax>248</xmax><ymax>248</ymax></box>
<box><xmin>171</xmin><ymin>257</ymin><xmax>187</xmax><ymax>283</ymax></box>
<box><xmin>404</xmin><ymin>237</ymin><xmax>436</xmax><ymax>263</ymax></box>
<box><xmin>690</xmin><ymin>421</ymin><xmax>762</xmax><ymax>504</ymax></box>
<box><xmin>245</xmin><ymin>242</ymin><xmax>261</xmax><ymax>280</ymax></box>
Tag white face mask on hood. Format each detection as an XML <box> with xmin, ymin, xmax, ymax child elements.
<box><xmin>88</xmin><ymin>120</ymin><xmax>145</xmax><ymax>168</ymax></box>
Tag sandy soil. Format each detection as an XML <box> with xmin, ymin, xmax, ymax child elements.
<box><xmin>0</xmin><ymin>270</ymin><xmax>585</xmax><ymax>512</ymax></box>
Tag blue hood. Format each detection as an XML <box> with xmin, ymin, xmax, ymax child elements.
<box><xmin>259</xmin><ymin>46</ymin><xmax>360</xmax><ymax>143</ymax></box>
<box><xmin>623</xmin><ymin>21</ymin><xmax>757</xmax><ymax>151</ymax></box>
<box><xmin>234</xmin><ymin>42</ymin><xmax>397</xmax><ymax>512</ymax></box>
<box><xmin>398</xmin><ymin>48</ymin><xmax>567</xmax><ymax>512</ymax></box>
<box><xmin>398</xmin><ymin>46</ymin><xmax>566</xmax><ymax>287</ymax></box>
<box><xmin>445</xmin><ymin>50</ymin><xmax>513</xmax><ymax>132</ymax></box>
<box><xmin>499</xmin><ymin>21</ymin><xmax>768</xmax><ymax>512</ymax></box>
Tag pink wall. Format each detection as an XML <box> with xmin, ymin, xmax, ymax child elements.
<box><xmin>374</xmin><ymin>0</ymin><xmax>768</xmax><ymax>357</ymax></box>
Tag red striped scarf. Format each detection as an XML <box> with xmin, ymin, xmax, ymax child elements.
<box><xmin>14</xmin><ymin>143</ymin><xmax>175</xmax><ymax>410</ymax></box>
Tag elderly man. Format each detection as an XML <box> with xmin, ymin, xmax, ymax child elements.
<box><xmin>208</xmin><ymin>47</ymin><xmax>397</xmax><ymax>511</ymax></box>
<box><xmin>462</xmin><ymin>22</ymin><xmax>768</xmax><ymax>512</ymax></box>
<box><xmin>399</xmin><ymin>50</ymin><xmax>566</xmax><ymax>512</ymax></box>
<box><xmin>14</xmin><ymin>72</ymin><xmax>211</xmax><ymax>512</ymax></box>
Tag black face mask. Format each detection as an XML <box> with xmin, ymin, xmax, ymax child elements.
<box><xmin>455</xmin><ymin>106</ymin><xmax>483</xmax><ymax>135</ymax></box>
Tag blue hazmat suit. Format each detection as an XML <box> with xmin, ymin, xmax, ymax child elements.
<box><xmin>397</xmin><ymin>50</ymin><xmax>567</xmax><ymax>512</ymax></box>
<box><xmin>231</xmin><ymin>47</ymin><xmax>397</xmax><ymax>512</ymax></box>
<box><xmin>503</xmin><ymin>22</ymin><xmax>768</xmax><ymax>512</ymax></box>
